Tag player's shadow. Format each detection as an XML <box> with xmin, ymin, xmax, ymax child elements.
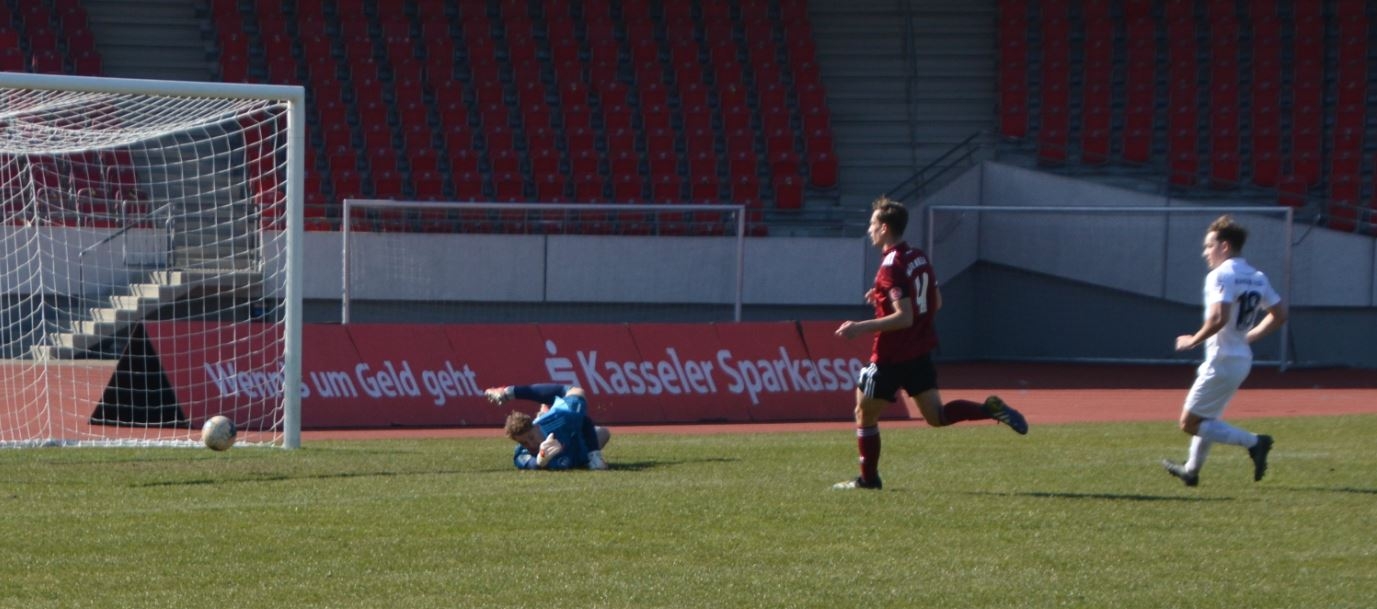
<box><xmin>136</xmin><ymin>468</ymin><xmax>475</xmax><ymax>487</ymax></box>
<box><xmin>965</xmin><ymin>490</ymin><xmax>1231</xmax><ymax>503</ymax></box>
<box><xmin>608</xmin><ymin>457</ymin><xmax>740</xmax><ymax>472</ymax></box>
<box><xmin>1277</xmin><ymin>485</ymin><xmax>1377</xmax><ymax>496</ymax></box>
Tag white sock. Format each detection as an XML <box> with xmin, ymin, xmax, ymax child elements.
<box><xmin>1184</xmin><ymin>436</ymin><xmax>1212</xmax><ymax>473</ymax></box>
<box><xmin>1197</xmin><ymin>419</ymin><xmax>1258</xmax><ymax>448</ymax></box>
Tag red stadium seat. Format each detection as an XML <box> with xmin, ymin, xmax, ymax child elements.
<box><xmin>808</xmin><ymin>151</ymin><xmax>838</xmax><ymax>189</ymax></box>
<box><xmin>690</xmin><ymin>175</ymin><xmax>720</xmax><ymax>201</ymax></box>
<box><xmin>612</xmin><ymin>174</ymin><xmax>644</xmax><ymax>202</ymax></box>
<box><xmin>568</xmin><ymin>149</ymin><xmax>599</xmax><ymax>177</ymax></box>
<box><xmin>572</xmin><ymin>173</ymin><xmax>605</xmax><ymax>202</ymax></box>
<box><xmin>493</xmin><ymin>172</ymin><xmax>525</xmax><ymax>201</ymax></box>
<box><xmin>414</xmin><ymin>171</ymin><xmax>445</xmax><ymax>200</ymax></box>
<box><xmin>452</xmin><ymin>171</ymin><xmax>484</xmax><ymax>199</ymax></box>
<box><xmin>372</xmin><ymin>170</ymin><xmax>404</xmax><ymax>197</ymax></box>
<box><xmin>535</xmin><ymin>175</ymin><xmax>566</xmax><ymax>201</ymax></box>
<box><xmin>731</xmin><ymin>174</ymin><xmax>760</xmax><ymax>202</ymax></box>
<box><xmin>652</xmin><ymin>175</ymin><xmax>683</xmax><ymax>202</ymax></box>
<box><xmin>773</xmin><ymin>175</ymin><xmax>803</xmax><ymax>210</ymax></box>
<box><xmin>449</xmin><ymin>148</ymin><xmax>480</xmax><ymax>175</ymax></box>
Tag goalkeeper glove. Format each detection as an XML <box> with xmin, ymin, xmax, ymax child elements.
<box><xmin>535</xmin><ymin>433</ymin><xmax>563</xmax><ymax>467</ymax></box>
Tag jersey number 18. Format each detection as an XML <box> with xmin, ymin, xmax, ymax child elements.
<box><xmin>1235</xmin><ymin>291</ymin><xmax>1262</xmax><ymax>330</ymax></box>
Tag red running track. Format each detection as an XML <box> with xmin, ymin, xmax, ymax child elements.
<box><xmin>303</xmin><ymin>363</ymin><xmax>1377</xmax><ymax>441</ymax></box>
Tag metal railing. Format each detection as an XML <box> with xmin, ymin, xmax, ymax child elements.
<box><xmin>75</xmin><ymin>199</ymin><xmax>175</xmax><ymax>306</ymax></box>
<box><xmin>884</xmin><ymin>130</ymin><xmax>988</xmax><ymax>203</ymax></box>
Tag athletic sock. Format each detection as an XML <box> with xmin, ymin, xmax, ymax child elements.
<box><xmin>857</xmin><ymin>426</ymin><xmax>881</xmax><ymax>483</ymax></box>
<box><xmin>511</xmin><ymin>384</ymin><xmax>567</xmax><ymax>404</ymax></box>
<box><xmin>1184</xmin><ymin>436</ymin><xmax>1212</xmax><ymax>473</ymax></box>
<box><xmin>939</xmin><ymin>400</ymin><xmax>988</xmax><ymax>425</ymax></box>
<box><xmin>1197</xmin><ymin>419</ymin><xmax>1258</xmax><ymax>447</ymax></box>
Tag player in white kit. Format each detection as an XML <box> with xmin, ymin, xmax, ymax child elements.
<box><xmin>1162</xmin><ymin>215</ymin><xmax>1288</xmax><ymax>487</ymax></box>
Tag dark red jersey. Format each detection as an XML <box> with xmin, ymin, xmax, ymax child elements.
<box><xmin>870</xmin><ymin>241</ymin><xmax>939</xmax><ymax>363</ymax></box>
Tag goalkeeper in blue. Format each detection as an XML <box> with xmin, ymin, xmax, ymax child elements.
<box><xmin>488</xmin><ymin>384</ymin><xmax>610</xmax><ymax>470</ymax></box>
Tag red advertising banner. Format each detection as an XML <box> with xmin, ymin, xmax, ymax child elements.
<box><xmin>535</xmin><ymin>323</ymin><xmax>668</xmax><ymax>424</ymax></box>
<box><xmin>117</xmin><ymin>320</ymin><xmax>913</xmax><ymax>430</ymax></box>
<box><xmin>344</xmin><ymin>324</ymin><xmax>473</xmax><ymax>426</ymax></box>
<box><xmin>625</xmin><ymin>323</ymin><xmax>751</xmax><ymax>423</ymax></box>
<box><xmin>144</xmin><ymin>321</ymin><xmax>284</xmax><ymax>430</ymax></box>
<box><xmin>798</xmin><ymin>320</ymin><xmax>923</xmax><ymax>420</ymax></box>
<box><xmin>712</xmin><ymin>322</ymin><xmax>846</xmax><ymax>421</ymax></box>
<box><xmin>299</xmin><ymin>324</ymin><xmax>371</xmax><ymax>427</ymax></box>
<box><xmin>441</xmin><ymin>323</ymin><xmax>551</xmax><ymax>425</ymax></box>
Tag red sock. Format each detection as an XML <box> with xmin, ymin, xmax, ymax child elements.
<box><xmin>857</xmin><ymin>426</ymin><xmax>881</xmax><ymax>482</ymax></box>
<box><xmin>939</xmin><ymin>399</ymin><xmax>989</xmax><ymax>425</ymax></box>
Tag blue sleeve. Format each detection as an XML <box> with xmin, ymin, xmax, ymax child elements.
<box><xmin>513</xmin><ymin>442</ymin><xmax>577</xmax><ymax>470</ymax></box>
<box><xmin>513</xmin><ymin>446</ymin><xmax>539</xmax><ymax>470</ymax></box>
<box><xmin>543</xmin><ymin>452</ymin><xmax>576</xmax><ymax>470</ymax></box>
<box><xmin>560</xmin><ymin>394</ymin><xmax>588</xmax><ymax>416</ymax></box>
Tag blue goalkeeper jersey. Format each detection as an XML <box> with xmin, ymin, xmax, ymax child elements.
<box><xmin>512</xmin><ymin>394</ymin><xmax>592</xmax><ymax>470</ymax></box>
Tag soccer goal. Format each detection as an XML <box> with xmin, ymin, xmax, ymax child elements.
<box><xmin>0</xmin><ymin>73</ymin><xmax>304</xmax><ymax>448</ymax></box>
<box><xmin>339</xmin><ymin>199</ymin><xmax>748</xmax><ymax>325</ymax></box>
<box><xmin>926</xmin><ymin>204</ymin><xmax>1294</xmax><ymax>369</ymax></box>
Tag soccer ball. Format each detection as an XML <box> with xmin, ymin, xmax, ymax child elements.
<box><xmin>201</xmin><ymin>415</ymin><xmax>237</xmax><ymax>451</ymax></box>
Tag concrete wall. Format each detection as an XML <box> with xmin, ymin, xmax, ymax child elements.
<box><xmin>922</xmin><ymin>163</ymin><xmax>1377</xmax><ymax>308</ymax></box>
<box><xmin>295</xmin><ymin>232</ymin><xmax>870</xmax><ymax>306</ymax></box>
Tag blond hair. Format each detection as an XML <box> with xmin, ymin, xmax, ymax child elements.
<box><xmin>503</xmin><ymin>411</ymin><xmax>534</xmax><ymax>439</ymax></box>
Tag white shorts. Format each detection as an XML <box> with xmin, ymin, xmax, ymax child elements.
<box><xmin>1182</xmin><ymin>356</ymin><xmax>1252</xmax><ymax>419</ymax></box>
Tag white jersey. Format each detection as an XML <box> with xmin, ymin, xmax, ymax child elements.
<box><xmin>1202</xmin><ymin>257</ymin><xmax>1281</xmax><ymax>361</ymax></box>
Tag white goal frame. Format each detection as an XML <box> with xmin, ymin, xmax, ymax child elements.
<box><xmin>926</xmin><ymin>204</ymin><xmax>1294</xmax><ymax>370</ymax></box>
<box><xmin>340</xmin><ymin>199</ymin><xmax>748</xmax><ymax>323</ymax></box>
<box><xmin>0</xmin><ymin>72</ymin><xmax>305</xmax><ymax>448</ymax></box>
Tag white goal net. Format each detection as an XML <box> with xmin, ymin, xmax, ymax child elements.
<box><xmin>0</xmin><ymin>73</ymin><xmax>303</xmax><ymax>448</ymax></box>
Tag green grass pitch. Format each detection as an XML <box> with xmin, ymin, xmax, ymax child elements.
<box><xmin>2</xmin><ymin>415</ymin><xmax>1373</xmax><ymax>609</ymax></box>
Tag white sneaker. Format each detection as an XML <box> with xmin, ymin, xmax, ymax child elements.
<box><xmin>587</xmin><ymin>450</ymin><xmax>608</xmax><ymax>470</ymax></box>
<box><xmin>483</xmin><ymin>386</ymin><xmax>511</xmax><ymax>405</ymax></box>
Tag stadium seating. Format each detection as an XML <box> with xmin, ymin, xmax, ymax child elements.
<box><xmin>0</xmin><ymin>2</ymin><xmax>102</xmax><ymax>80</ymax></box>
<box><xmin>0</xmin><ymin>2</ymin><xmax>147</xmax><ymax>229</ymax></box>
<box><xmin>206</xmin><ymin>0</ymin><xmax>836</xmax><ymax>235</ymax></box>
<box><xmin>998</xmin><ymin>0</ymin><xmax>1377</xmax><ymax>233</ymax></box>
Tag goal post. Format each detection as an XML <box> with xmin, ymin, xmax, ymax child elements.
<box><xmin>339</xmin><ymin>199</ymin><xmax>748</xmax><ymax>325</ymax></box>
<box><xmin>925</xmin><ymin>204</ymin><xmax>1294</xmax><ymax>369</ymax></box>
<box><xmin>0</xmin><ymin>72</ymin><xmax>304</xmax><ymax>448</ymax></box>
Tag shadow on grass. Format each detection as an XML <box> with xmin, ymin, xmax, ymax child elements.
<box><xmin>965</xmin><ymin>490</ymin><xmax>1232</xmax><ymax>503</ymax></box>
<box><xmin>135</xmin><ymin>468</ymin><xmax>480</xmax><ymax>487</ymax></box>
<box><xmin>1276</xmin><ymin>485</ymin><xmax>1377</xmax><ymax>496</ymax></box>
<box><xmin>609</xmin><ymin>457</ymin><xmax>740</xmax><ymax>472</ymax></box>
<box><xmin>135</xmin><ymin>458</ymin><xmax>741</xmax><ymax>486</ymax></box>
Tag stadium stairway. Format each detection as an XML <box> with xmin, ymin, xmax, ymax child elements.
<box><xmin>810</xmin><ymin>0</ymin><xmax>999</xmax><ymax>210</ymax></box>
<box><xmin>81</xmin><ymin>0</ymin><xmax>208</xmax><ymax>81</ymax></box>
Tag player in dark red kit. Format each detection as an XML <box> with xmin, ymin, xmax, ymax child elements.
<box><xmin>832</xmin><ymin>197</ymin><xmax>1028</xmax><ymax>490</ymax></box>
